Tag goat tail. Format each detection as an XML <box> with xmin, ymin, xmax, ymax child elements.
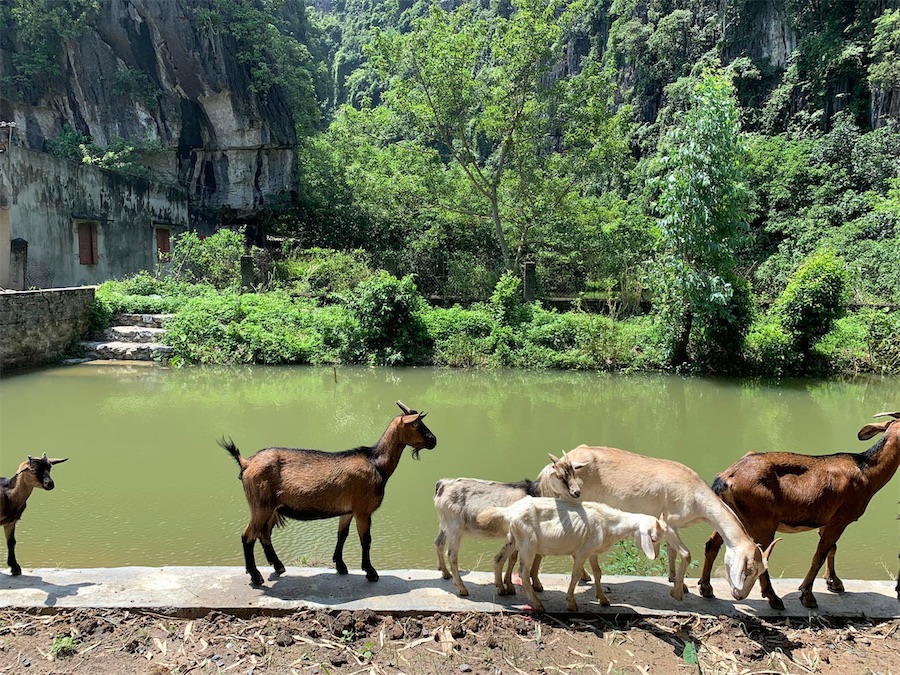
<box><xmin>475</xmin><ymin>506</ymin><xmax>508</xmax><ymax>534</ymax></box>
<box><xmin>218</xmin><ymin>437</ymin><xmax>249</xmax><ymax>477</ymax></box>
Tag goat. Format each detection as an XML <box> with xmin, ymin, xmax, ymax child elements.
<box><xmin>541</xmin><ymin>446</ymin><xmax>775</xmax><ymax>602</ymax></box>
<box><xmin>221</xmin><ymin>401</ymin><xmax>437</xmax><ymax>586</ymax></box>
<box><xmin>1</xmin><ymin>454</ymin><xmax>68</xmax><ymax>576</ymax></box>
<box><xmin>699</xmin><ymin>411</ymin><xmax>900</xmax><ymax>609</ymax></box>
<box><xmin>433</xmin><ymin>459</ymin><xmax>582</xmax><ymax>596</ymax></box>
<box><xmin>478</xmin><ymin>497</ymin><xmax>666</xmax><ymax>612</ymax></box>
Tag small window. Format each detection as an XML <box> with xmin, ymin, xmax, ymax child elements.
<box><xmin>155</xmin><ymin>227</ymin><xmax>171</xmax><ymax>260</ymax></box>
<box><xmin>77</xmin><ymin>221</ymin><xmax>99</xmax><ymax>265</ymax></box>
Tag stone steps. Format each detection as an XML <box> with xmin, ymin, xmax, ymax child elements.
<box><xmin>79</xmin><ymin>313</ymin><xmax>174</xmax><ymax>363</ymax></box>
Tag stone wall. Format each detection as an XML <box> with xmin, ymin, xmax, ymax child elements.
<box><xmin>0</xmin><ymin>145</ymin><xmax>188</xmax><ymax>289</ymax></box>
<box><xmin>0</xmin><ymin>287</ymin><xmax>95</xmax><ymax>372</ymax></box>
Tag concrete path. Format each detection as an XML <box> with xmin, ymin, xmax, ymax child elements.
<box><xmin>1</xmin><ymin>567</ymin><xmax>897</xmax><ymax>619</ymax></box>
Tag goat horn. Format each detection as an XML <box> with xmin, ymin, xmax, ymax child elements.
<box><xmin>762</xmin><ymin>538</ymin><xmax>782</xmax><ymax>560</ymax></box>
<box><xmin>41</xmin><ymin>453</ymin><xmax>47</xmax><ymax>460</ymax></box>
<box><xmin>396</xmin><ymin>401</ymin><xmax>412</xmax><ymax>414</ymax></box>
<box><xmin>49</xmin><ymin>458</ymin><xmax>69</xmax><ymax>465</ymax></box>
<box><xmin>873</xmin><ymin>411</ymin><xmax>900</xmax><ymax>419</ymax></box>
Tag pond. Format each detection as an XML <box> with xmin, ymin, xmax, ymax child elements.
<box><xmin>1</xmin><ymin>364</ymin><xmax>898</xmax><ymax>586</ymax></box>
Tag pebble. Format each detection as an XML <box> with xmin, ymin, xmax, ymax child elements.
<box><xmin>460</xmin><ymin>664</ymin><xmax>473</xmax><ymax>672</ymax></box>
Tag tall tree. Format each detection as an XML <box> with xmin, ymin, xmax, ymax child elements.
<box><xmin>652</xmin><ymin>70</ymin><xmax>751</xmax><ymax>366</ymax></box>
<box><xmin>366</xmin><ymin>0</ymin><xmax>628</xmax><ymax>270</ymax></box>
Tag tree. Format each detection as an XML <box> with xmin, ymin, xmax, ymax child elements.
<box><xmin>651</xmin><ymin>70</ymin><xmax>751</xmax><ymax>366</ymax></box>
<box><xmin>366</xmin><ymin>0</ymin><xmax>628</xmax><ymax>270</ymax></box>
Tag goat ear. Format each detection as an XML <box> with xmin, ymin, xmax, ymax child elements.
<box><xmin>858</xmin><ymin>422</ymin><xmax>891</xmax><ymax>440</ymax></box>
<box><xmin>637</xmin><ymin>530</ymin><xmax>659</xmax><ymax>560</ymax></box>
<box><xmin>762</xmin><ymin>538</ymin><xmax>781</xmax><ymax>563</ymax></box>
<box><xmin>570</xmin><ymin>461</ymin><xmax>587</xmax><ymax>471</ymax></box>
<box><xmin>49</xmin><ymin>458</ymin><xmax>69</xmax><ymax>465</ymax></box>
<box><xmin>400</xmin><ymin>414</ymin><xmax>419</xmax><ymax>425</ymax></box>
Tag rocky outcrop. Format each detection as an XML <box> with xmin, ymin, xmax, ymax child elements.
<box><xmin>0</xmin><ymin>0</ymin><xmax>297</xmax><ymax>231</ymax></box>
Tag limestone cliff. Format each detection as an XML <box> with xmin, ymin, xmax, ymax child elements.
<box><xmin>0</xmin><ymin>0</ymin><xmax>298</xmax><ymax>230</ymax></box>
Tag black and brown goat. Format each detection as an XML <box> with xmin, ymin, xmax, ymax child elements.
<box><xmin>221</xmin><ymin>401</ymin><xmax>437</xmax><ymax>586</ymax></box>
<box><xmin>1</xmin><ymin>453</ymin><xmax>68</xmax><ymax>576</ymax></box>
<box><xmin>699</xmin><ymin>411</ymin><xmax>900</xmax><ymax>609</ymax></box>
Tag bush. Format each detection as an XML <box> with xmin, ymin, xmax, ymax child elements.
<box><xmin>490</xmin><ymin>272</ymin><xmax>532</xmax><ymax>327</ymax></box>
<box><xmin>815</xmin><ymin>308</ymin><xmax>900</xmax><ymax>375</ymax></box>
<box><xmin>774</xmin><ymin>250</ymin><xmax>848</xmax><ymax>356</ymax></box>
<box><xmin>164</xmin><ymin>292</ymin><xmax>359</xmax><ymax>366</ymax></box>
<box><xmin>168</xmin><ymin>229</ymin><xmax>247</xmax><ymax>289</ymax></box>
<box><xmin>743</xmin><ymin>316</ymin><xmax>801</xmax><ymax>376</ymax></box>
<box><xmin>94</xmin><ymin>272</ymin><xmax>217</xmax><ymax>317</ymax></box>
<box><xmin>274</xmin><ymin>247</ymin><xmax>375</xmax><ymax>295</ymax></box>
<box><xmin>348</xmin><ymin>272</ymin><xmax>432</xmax><ymax>365</ymax></box>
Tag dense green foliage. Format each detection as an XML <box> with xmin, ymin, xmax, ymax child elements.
<box><xmin>13</xmin><ymin>0</ymin><xmax>900</xmax><ymax>376</ymax></box>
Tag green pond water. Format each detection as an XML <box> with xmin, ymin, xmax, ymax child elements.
<box><xmin>1</xmin><ymin>364</ymin><xmax>898</xmax><ymax>585</ymax></box>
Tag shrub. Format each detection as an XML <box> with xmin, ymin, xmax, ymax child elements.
<box><xmin>168</xmin><ymin>229</ymin><xmax>247</xmax><ymax>289</ymax></box>
<box><xmin>275</xmin><ymin>247</ymin><xmax>374</xmax><ymax>295</ymax></box>
<box><xmin>743</xmin><ymin>316</ymin><xmax>801</xmax><ymax>376</ymax></box>
<box><xmin>774</xmin><ymin>250</ymin><xmax>848</xmax><ymax>356</ymax></box>
<box><xmin>348</xmin><ymin>272</ymin><xmax>432</xmax><ymax>365</ymax></box>
<box><xmin>490</xmin><ymin>272</ymin><xmax>532</xmax><ymax>327</ymax></box>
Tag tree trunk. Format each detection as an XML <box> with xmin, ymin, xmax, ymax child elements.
<box><xmin>490</xmin><ymin>190</ymin><xmax>511</xmax><ymax>270</ymax></box>
<box><xmin>672</xmin><ymin>311</ymin><xmax>693</xmax><ymax>366</ymax></box>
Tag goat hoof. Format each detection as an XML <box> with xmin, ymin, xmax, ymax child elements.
<box><xmin>767</xmin><ymin>596</ymin><xmax>785</xmax><ymax>611</ymax></box>
<box><xmin>457</xmin><ymin>588</ymin><xmax>469</xmax><ymax>597</ymax></box>
<box><xmin>335</xmin><ymin>564</ymin><xmax>349</xmax><ymax>575</ymax></box>
<box><xmin>441</xmin><ymin>570</ymin><xmax>452</xmax><ymax>580</ymax></box>
<box><xmin>826</xmin><ymin>579</ymin><xmax>845</xmax><ymax>593</ymax></box>
<box><xmin>698</xmin><ymin>582</ymin><xmax>714</xmax><ymax>598</ymax></box>
<box><xmin>532</xmin><ymin>583</ymin><xmax>544</xmax><ymax>593</ymax></box>
<box><xmin>249</xmin><ymin>573</ymin><xmax>264</xmax><ymax>586</ymax></box>
<box><xmin>800</xmin><ymin>595</ymin><xmax>818</xmax><ymax>609</ymax></box>
<box><xmin>274</xmin><ymin>565</ymin><xmax>286</xmax><ymax>575</ymax></box>
<box><xmin>669</xmin><ymin>587</ymin><xmax>685</xmax><ymax>601</ymax></box>
<box><xmin>10</xmin><ymin>566</ymin><xmax>22</xmax><ymax>576</ymax></box>
<box><xmin>366</xmin><ymin>570</ymin><xmax>379</xmax><ymax>582</ymax></box>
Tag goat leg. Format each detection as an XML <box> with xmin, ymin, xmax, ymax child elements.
<box><xmin>4</xmin><ymin>523</ymin><xmax>21</xmax><ymax>576</ymax></box>
<box><xmin>588</xmin><ymin>555</ymin><xmax>610</xmax><ymax>607</ymax></box>
<box><xmin>492</xmin><ymin>539</ymin><xmax>516</xmax><ymax>595</ymax></box>
<box><xmin>799</xmin><ymin>525</ymin><xmax>847</xmax><ymax>608</ymax></box>
<box><xmin>333</xmin><ymin>514</ymin><xmax>352</xmax><ymax>575</ymax></box>
<box><xmin>517</xmin><ymin>550</ymin><xmax>545</xmax><ymax>613</ymax></box>
<box><xmin>356</xmin><ymin>513</ymin><xmax>378</xmax><ymax>581</ymax></box>
<box><xmin>824</xmin><ymin>543</ymin><xmax>844</xmax><ymax>593</ymax></box>
<box><xmin>241</xmin><ymin>533</ymin><xmax>264</xmax><ymax>586</ymax></box>
<box><xmin>530</xmin><ymin>553</ymin><xmax>544</xmax><ymax>592</ymax></box>
<box><xmin>434</xmin><ymin>529</ymin><xmax>452</xmax><ymax>580</ymax></box>
<box><xmin>260</xmin><ymin>536</ymin><xmax>286</xmax><ymax>575</ymax></box>
<box><xmin>699</xmin><ymin>531</ymin><xmax>724</xmax><ymax>598</ymax></box>
<box><xmin>665</xmin><ymin>527</ymin><xmax>691</xmax><ymax>600</ymax></box>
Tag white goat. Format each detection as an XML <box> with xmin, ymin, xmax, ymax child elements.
<box><xmin>478</xmin><ymin>497</ymin><xmax>666</xmax><ymax>612</ymax></box>
<box><xmin>540</xmin><ymin>446</ymin><xmax>776</xmax><ymax>601</ymax></box>
<box><xmin>433</xmin><ymin>463</ymin><xmax>582</xmax><ymax>596</ymax></box>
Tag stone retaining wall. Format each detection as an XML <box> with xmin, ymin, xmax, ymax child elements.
<box><xmin>0</xmin><ymin>287</ymin><xmax>95</xmax><ymax>372</ymax></box>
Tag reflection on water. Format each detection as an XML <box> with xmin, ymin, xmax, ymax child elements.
<box><xmin>0</xmin><ymin>364</ymin><xmax>898</xmax><ymax>582</ymax></box>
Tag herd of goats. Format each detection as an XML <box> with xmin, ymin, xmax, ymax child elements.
<box><xmin>3</xmin><ymin>401</ymin><xmax>899</xmax><ymax>612</ymax></box>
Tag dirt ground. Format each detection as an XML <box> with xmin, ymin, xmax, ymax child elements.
<box><xmin>0</xmin><ymin>607</ymin><xmax>897</xmax><ymax>675</ymax></box>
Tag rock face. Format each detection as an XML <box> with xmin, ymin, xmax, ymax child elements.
<box><xmin>0</xmin><ymin>0</ymin><xmax>297</xmax><ymax>231</ymax></box>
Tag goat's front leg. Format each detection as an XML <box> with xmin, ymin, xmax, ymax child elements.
<box><xmin>698</xmin><ymin>531</ymin><xmax>724</xmax><ymax>598</ymax></box>
<box><xmin>665</xmin><ymin>527</ymin><xmax>691</xmax><ymax>600</ymax></box>
<box><xmin>799</xmin><ymin>525</ymin><xmax>847</xmax><ymax>608</ymax></box>
<box><xmin>333</xmin><ymin>513</ymin><xmax>353</xmax><ymax>575</ymax></box>
<box><xmin>824</xmin><ymin>541</ymin><xmax>844</xmax><ymax>593</ymax></box>
<box><xmin>355</xmin><ymin>512</ymin><xmax>378</xmax><ymax>581</ymax></box>
<box><xmin>4</xmin><ymin>523</ymin><xmax>21</xmax><ymax>576</ymax></box>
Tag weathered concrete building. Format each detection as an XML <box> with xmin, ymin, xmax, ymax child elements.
<box><xmin>0</xmin><ymin>142</ymin><xmax>187</xmax><ymax>289</ymax></box>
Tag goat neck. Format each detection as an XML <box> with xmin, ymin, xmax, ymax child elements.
<box><xmin>370</xmin><ymin>414</ymin><xmax>413</xmax><ymax>478</ymax></box>
<box><xmin>856</xmin><ymin>412</ymin><xmax>900</xmax><ymax>491</ymax></box>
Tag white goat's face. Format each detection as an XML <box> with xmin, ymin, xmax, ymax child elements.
<box><xmin>634</xmin><ymin>519</ymin><xmax>666</xmax><ymax>560</ymax></box>
<box><xmin>546</xmin><ymin>454</ymin><xmax>582</xmax><ymax>499</ymax></box>
<box><xmin>724</xmin><ymin>547</ymin><xmax>766</xmax><ymax>600</ymax></box>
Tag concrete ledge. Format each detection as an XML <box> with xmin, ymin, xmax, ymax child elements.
<box><xmin>1</xmin><ymin>567</ymin><xmax>897</xmax><ymax>619</ymax></box>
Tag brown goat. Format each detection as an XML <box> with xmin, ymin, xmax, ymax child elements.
<box><xmin>1</xmin><ymin>454</ymin><xmax>69</xmax><ymax>576</ymax></box>
<box><xmin>221</xmin><ymin>401</ymin><xmax>437</xmax><ymax>586</ymax></box>
<box><xmin>699</xmin><ymin>411</ymin><xmax>900</xmax><ymax>609</ymax></box>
